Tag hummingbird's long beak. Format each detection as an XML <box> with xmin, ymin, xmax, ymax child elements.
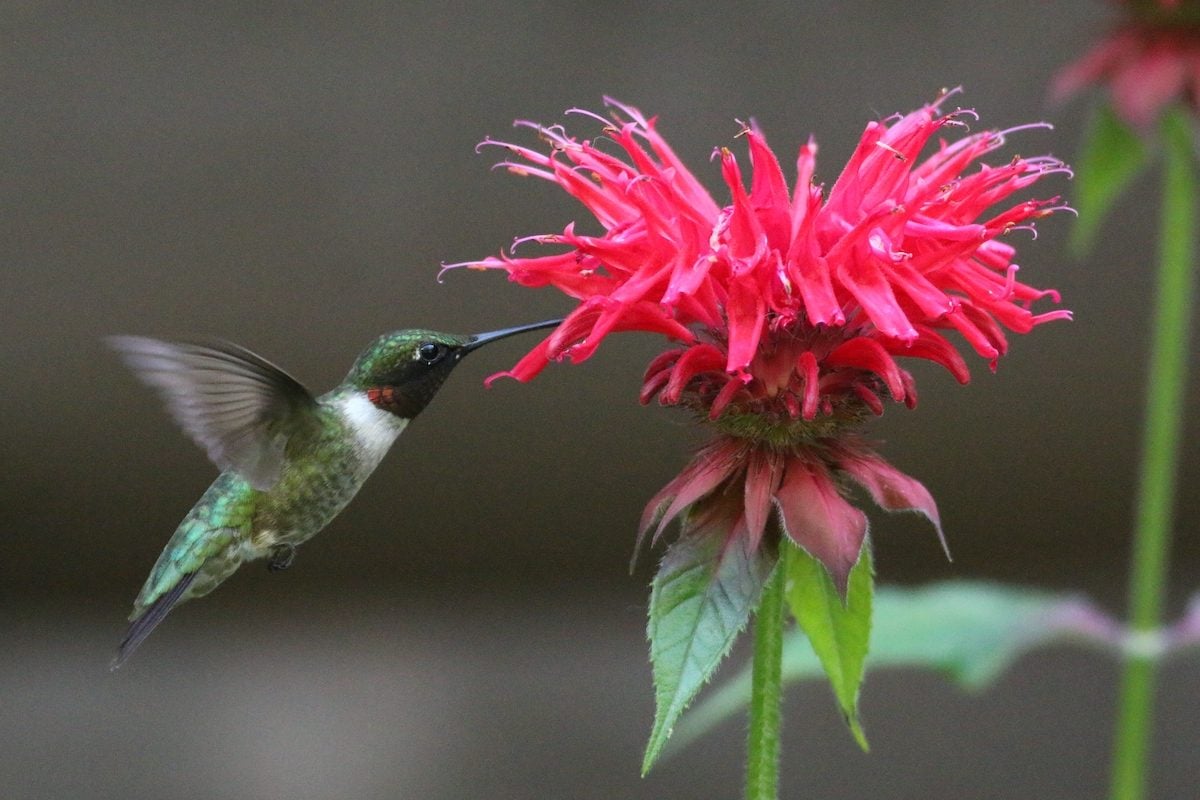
<box><xmin>461</xmin><ymin>318</ymin><xmax>563</xmax><ymax>355</ymax></box>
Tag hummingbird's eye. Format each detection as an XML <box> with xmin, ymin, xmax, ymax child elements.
<box><xmin>417</xmin><ymin>342</ymin><xmax>445</xmax><ymax>364</ymax></box>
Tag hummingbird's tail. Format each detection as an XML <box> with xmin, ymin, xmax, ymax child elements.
<box><xmin>110</xmin><ymin>571</ymin><xmax>197</xmax><ymax>670</ymax></box>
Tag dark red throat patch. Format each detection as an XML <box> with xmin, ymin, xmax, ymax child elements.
<box><xmin>366</xmin><ymin>386</ymin><xmax>410</xmax><ymax>417</ymax></box>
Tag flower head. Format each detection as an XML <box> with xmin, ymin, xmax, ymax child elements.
<box><xmin>1052</xmin><ymin>0</ymin><xmax>1200</xmax><ymax>128</ymax></box>
<box><xmin>452</xmin><ymin>93</ymin><xmax>1070</xmax><ymax>591</ymax></box>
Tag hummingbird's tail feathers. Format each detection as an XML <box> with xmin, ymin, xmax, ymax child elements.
<box><xmin>110</xmin><ymin>571</ymin><xmax>198</xmax><ymax>670</ymax></box>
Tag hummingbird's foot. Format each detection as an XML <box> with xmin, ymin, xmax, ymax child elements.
<box><xmin>267</xmin><ymin>544</ymin><xmax>296</xmax><ymax>572</ymax></box>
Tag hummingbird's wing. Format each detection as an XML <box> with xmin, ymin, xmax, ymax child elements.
<box><xmin>109</xmin><ymin>336</ymin><xmax>319</xmax><ymax>490</ymax></box>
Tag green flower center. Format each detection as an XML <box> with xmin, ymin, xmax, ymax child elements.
<box><xmin>706</xmin><ymin>403</ymin><xmax>871</xmax><ymax>450</ymax></box>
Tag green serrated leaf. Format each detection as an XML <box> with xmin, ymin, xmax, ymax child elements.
<box><xmin>1070</xmin><ymin>104</ymin><xmax>1151</xmax><ymax>257</ymax></box>
<box><xmin>642</xmin><ymin>529</ymin><xmax>776</xmax><ymax>775</ymax></box>
<box><xmin>668</xmin><ymin>581</ymin><xmax>1106</xmax><ymax>756</ymax></box>
<box><xmin>784</xmin><ymin>541</ymin><xmax>874</xmax><ymax>751</ymax></box>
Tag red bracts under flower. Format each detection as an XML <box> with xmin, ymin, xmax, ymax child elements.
<box><xmin>452</xmin><ymin>93</ymin><xmax>1069</xmax><ymax>589</ymax></box>
<box><xmin>1052</xmin><ymin>0</ymin><xmax>1200</xmax><ymax>128</ymax></box>
<box><xmin>637</xmin><ymin>436</ymin><xmax>943</xmax><ymax>595</ymax></box>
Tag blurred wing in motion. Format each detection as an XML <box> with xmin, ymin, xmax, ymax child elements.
<box><xmin>109</xmin><ymin>336</ymin><xmax>318</xmax><ymax>490</ymax></box>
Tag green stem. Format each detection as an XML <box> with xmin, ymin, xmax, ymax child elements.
<box><xmin>1110</xmin><ymin>109</ymin><xmax>1197</xmax><ymax>800</ymax></box>
<box><xmin>746</xmin><ymin>561</ymin><xmax>785</xmax><ymax>800</ymax></box>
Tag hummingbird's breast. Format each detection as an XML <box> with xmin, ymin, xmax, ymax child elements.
<box><xmin>251</xmin><ymin>391</ymin><xmax>407</xmax><ymax>549</ymax></box>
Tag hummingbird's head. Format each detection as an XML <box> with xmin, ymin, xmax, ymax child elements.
<box><xmin>345</xmin><ymin>319</ymin><xmax>561</xmax><ymax>418</ymax></box>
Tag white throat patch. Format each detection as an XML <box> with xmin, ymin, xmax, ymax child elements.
<box><xmin>335</xmin><ymin>393</ymin><xmax>408</xmax><ymax>470</ymax></box>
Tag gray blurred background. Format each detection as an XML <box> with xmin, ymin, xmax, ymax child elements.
<box><xmin>5</xmin><ymin>2</ymin><xmax>1200</xmax><ymax>798</ymax></box>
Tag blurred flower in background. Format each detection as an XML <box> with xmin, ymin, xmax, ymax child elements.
<box><xmin>1052</xmin><ymin>5</ymin><xmax>1200</xmax><ymax>798</ymax></box>
<box><xmin>1052</xmin><ymin>0</ymin><xmax>1200</xmax><ymax>128</ymax></box>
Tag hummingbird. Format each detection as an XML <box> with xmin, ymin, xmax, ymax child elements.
<box><xmin>108</xmin><ymin>318</ymin><xmax>561</xmax><ymax>668</ymax></box>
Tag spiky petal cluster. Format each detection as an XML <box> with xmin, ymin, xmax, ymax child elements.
<box><xmin>453</xmin><ymin>94</ymin><xmax>1069</xmax><ymax>589</ymax></box>
<box><xmin>1052</xmin><ymin>0</ymin><xmax>1200</xmax><ymax>128</ymax></box>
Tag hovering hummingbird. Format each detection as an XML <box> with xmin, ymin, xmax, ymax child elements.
<box><xmin>108</xmin><ymin>319</ymin><xmax>561</xmax><ymax>668</ymax></box>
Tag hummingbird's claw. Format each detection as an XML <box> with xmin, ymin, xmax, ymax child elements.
<box><xmin>267</xmin><ymin>543</ymin><xmax>296</xmax><ymax>572</ymax></box>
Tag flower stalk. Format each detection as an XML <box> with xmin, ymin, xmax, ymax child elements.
<box><xmin>1110</xmin><ymin>108</ymin><xmax>1196</xmax><ymax>800</ymax></box>
<box><xmin>746</xmin><ymin>561</ymin><xmax>786</xmax><ymax>800</ymax></box>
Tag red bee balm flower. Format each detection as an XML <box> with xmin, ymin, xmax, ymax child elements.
<box><xmin>1052</xmin><ymin>0</ymin><xmax>1200</xmax><ymax>128</ymax></box>
<box><xmin>451</xmin><ymin>93</ymin><xmax>1070</xmax><ymax>592</ymax></box>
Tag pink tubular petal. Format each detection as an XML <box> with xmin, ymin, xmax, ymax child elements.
<box><xmin>485</xmin><ymin>249</ymin><xmax>618</xmax><ymax>298</ymax></box>
<box><xmin>826</xmin><ymin>207</ymin><xmax>921</xmax><ymax>342</ymax></box>
<box><xmin>939</xmin><ymin>306</ymin><xmax>1001</xmax><ymax>361</ymax></box>
<box><xmin>548</xmin><ymin>298</ymin><xmax>694</xmax><ymax>367</ymax></box>
<box><xmin>837</xmin><ymin>255</ymin><xmax>918</xmax><ymax>341</ymax></box>
<box><xmin>605</xmin><ymin>301</ymin><xmax>695</xmax><ymax>343</ymax></box>
<box><xmin>825</xmin><ymin>120</ymin><xmax>886</xmax><ymax>219</ymax></box>
<box><xmin>1033</xmin><ymin>308</ymin><xmax>1074</xmax><ymax>326</ymax></box>
<box><xmin>601</xmin><ymin>97</ymin><xmax>723</xmax><ymax>220</ymax></box>
<box><xmin>883</xmin><ymin>326</ymin><xmax>971</xmax><ymax>384</ymax></box>
<box><xmin>825</xmin><ymin>337</ymin><xmax>907</xmax><ymax>403</ymax></box>
<box><xmin>774</xmin><ymin>459</ymin><xmax>868</xmax><ymax>597</ymax></box>
<box><xmin>958</xmin><ymin>300</ymin><xmax>1010</xmax><ymax>353</ymax></box>
<box><xmin>878</xmin><ymin>251</ymin><xmax>958</xmax><ymax>320</ymax></box>
<box><xmin>639</xmin><ymin>368</ymin><xmax>672</xmax><ymax>405</ymax></box>
<box><xmin>786</xmin><ymin>248</ymin><xmax>843</xmax><ymax>328</ymax></box>
<box><xmin>708</xmin><ymin>375</ymin><xmax>746</xmax><ymax>419</ymax></box>
<box><xmin>484</xmin><ymin>338</ymin><xmax>554</xmax><ymax>386</ymax></box>
<box><xmin>840</xmin><ymin>452</ymin><xmax>949</xmax><ymax>560</ymax></box>
<box><xmin>639</xmin><ymin>349</ymin><xmax>683</xmax><ymax>404</ymax></box>
<box><xmin>826</xmin><ymin>105</ymin><xmax>939</xmax><ymax>221</ymax></box>
<box><xmin>899</xmin><ymin>368</ymin><xmax>918</xmax><ymax>409</ymax></box>
<box><xmin>789</xmin><ymin>138</ymin><xmax>818</xmax><ymax>239</ymax></box>
<box><xmin>642</xmin><ymin>348</ymin><xmax>684</xmax><ymax>380</ymax></box>
<box><xmin>724</xmin><ymin>276</ymin><xmax>767</xmax><ymax>374</ymax></box>
<box><xmin>545</xmin><ymin>304</ymin><xmax>605</xmax><ymax>354</ymax></box>
<box><xmin>720</xmin><ymin>147</ymin><xmax>764</xmax><ymax>251</ymax></box>
<box><xmin>661</xmin><ymin>343</ymin><xmax>726</xmax><ymax>403</ymax></box>
<box><xmin>745</xmin><ymin>128</ymin><xmax>792</xmax><ymax>250</ymax></box>
<box><xmin>547</xmin><ymin>160</ymin><xmax>638</xmax><ymax>231</ymax></box>
<box><xmin>852</xmin><ymin>383</ymin><xmax>885</xmax><ymax>415</ymax></box>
